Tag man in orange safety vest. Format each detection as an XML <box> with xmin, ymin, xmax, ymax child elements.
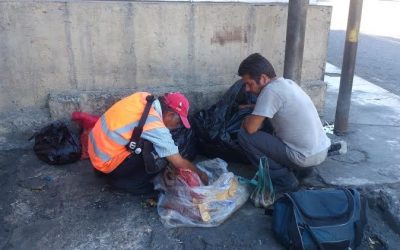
<box><xmin>88</xmin><ymin>91</ymin><xmax>208</xmax><ymax>194</ymax></box>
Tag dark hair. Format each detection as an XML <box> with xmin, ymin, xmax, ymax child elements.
<box><xmin>238</xmin><ymin>53</ymin><xmax>276</xmax><ymax>82</ymax></box>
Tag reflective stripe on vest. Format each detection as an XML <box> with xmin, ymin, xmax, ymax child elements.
<box><xmin>99</xmin><ymin>114</ymin><xmax>161</xmax><ymax>146</ymax></box>
<box><xmin>88</xmin><ymin>130</ymin><xmax>111</xmax><ymax>162</ymax></box>
<box><xmin>114</xmin><ymin>114</ymin><xmax>161</xmax><ymax>136</ymax></box>
<box><xmin>88</xmin><ymin>92</ymin><xmax>167</xmax><ymax>173</ymax></box>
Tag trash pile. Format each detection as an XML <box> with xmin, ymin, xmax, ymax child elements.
<box><xmin>31</xmin><ymin>121</ymin><xmax>81</xmax><ymax>165</ymax></box>
<box><xmin>31</xmin><ymin>112</ymin><xmax>100</xmax><ymax>165</ymax></box>
<box><xmin>153</xmin><ymin>158</ymin><xmax>250</xmax><ymax>228</ymax></box>
<box><xmin>191</xmin><ymin>80</ymin><xmax>258</xmax><ymax>163</ymax></box>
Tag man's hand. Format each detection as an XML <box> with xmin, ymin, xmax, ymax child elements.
<box><xmin>196</xmin><ymin>170</ymin><xmax>209</xmax><ymax>185</ymax></box>
<box><xmin>166</xmin><ymin>154</ymin><xmax>209</xmax><ymax>185</ymax></box>
<box><xmin>242</xmin><ymin>114</ymin><xmax>266</xmax><ymax>134</ymax></box>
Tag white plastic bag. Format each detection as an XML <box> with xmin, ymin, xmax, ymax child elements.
<box><xmin>152</xmin><ymin>158</ymin><xmax>250</xmax><ymax>228</ymax></box>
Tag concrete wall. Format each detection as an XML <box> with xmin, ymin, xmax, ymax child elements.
<box><xmin>0</xmin><ymin>1</ymin><xmax>331</xmax><ymax>116</ymax></box>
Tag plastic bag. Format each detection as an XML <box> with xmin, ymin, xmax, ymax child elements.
<box><xmin>191</xmin><ymin>80</ymin><xmax>257</xmax><ymax>163</ymax></box>
<box><xmin>176</xmin><ymin>168</ymin><xmax>202</xmax><ymax>187</ymax></box>
<box><xmin>153</xmin><ymin>158</ymin><xmax>250</xmax><ymax>228</ymax></box>
<box><xmin>242</xmin><ymin>157</ymin><xmax>275</xmax><ymax>208</ymax></box>
<box><xmin>32</xmin><ymin>121</ymin><xmax>81</xmax><ymax>165</ymax></box>
<box><xmin>170</xmin><ymin>125</ymin><xmax>197</xmax><ymax>161</ymax></box>
<box><xmin>71</xmin><ymin>112</ymin><xmax>100</xmax><ymax>159</ymax></box>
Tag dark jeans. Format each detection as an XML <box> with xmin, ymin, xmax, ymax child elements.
<box><xmin>94</xmin><ymin>144</ymin><xmax>159</xmax><ymax>194</ymax></box>
<box><xmin>238</xmin><ymin>127</ymin><xmax>299</xmax><ymax>188</ymax></box>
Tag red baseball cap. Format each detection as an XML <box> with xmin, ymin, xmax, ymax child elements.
<box><xmin>164</xmin><ymin>92</ymin><xmax>191</xmax><ymax>129</ymax></box>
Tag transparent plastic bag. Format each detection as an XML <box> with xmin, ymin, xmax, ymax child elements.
<box><xmin>250</xmin><ymin>157</ymin><xmax>275</xmax><ymax>208</ymax></box>
<box><xmin>152</xmin><ymin>158</ymin><xmax>250</xmax><ymax>228</ymax></box>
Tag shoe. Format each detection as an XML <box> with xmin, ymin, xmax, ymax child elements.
<box><xmin>328</xmin><ymin>140</ymin><xmax>347</xmax><ymax>156</ymax></box>
<box><xmin>273</xmin><ymin>173</ymin><xmax>299</xmax><ymax>194</ymax></box>
<box><xmin>294</xmin><ymin>167</ymin><xmax>314</xmax><ymax>181</ymax></box>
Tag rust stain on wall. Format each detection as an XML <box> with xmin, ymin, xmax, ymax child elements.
<box><xmin>211</xmin><ymin>27</ymin><xmax>247</xmax><ymax>46</ymax></box>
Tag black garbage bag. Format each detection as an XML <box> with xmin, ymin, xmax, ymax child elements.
<box><xmin>191</xmin><ymin>80</ymin><xmax>258</xmax><ymax>163</ymax></box>
<box><xmin>32</xmin><ymin>121</ymin><xmax>81</xmax><ymax>165</ymax></box>
<box><xmin>171</xmin><ymin>125</ymin><xmax>197</xmax><ymax>161</ymax></box>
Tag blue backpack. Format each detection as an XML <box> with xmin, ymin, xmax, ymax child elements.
<box><xmin>271</xmin><ymin>188</ymin><xmax>367</xmax><ymax>250</ymax></box>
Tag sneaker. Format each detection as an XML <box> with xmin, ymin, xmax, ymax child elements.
<box><xmin>293</xmin><ymin>167</ymin><xmax>314</xmax><ymax>181</ymax></box>
<box><xmin>328</xmin><ymin>140</ymin><xmax>347</xmax><ymax>156</ymax></box>
<box><xmin>273</xmin><ymin>173</ymin><xmax>300</xmax><ymax>194</ymax></box>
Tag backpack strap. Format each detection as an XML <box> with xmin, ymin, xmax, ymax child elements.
<box><xmin>304</xmin><ymin>224</ymin><xmax>325</xmax><ymax>250</ymax></box>
<box><xmin>127</xmin><ymin>95</ymin><xmax>155</xmax><ymax>154</ymax></box>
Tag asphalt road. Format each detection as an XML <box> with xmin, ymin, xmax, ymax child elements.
<box><xmin>326</xmin><ymin>0</ymin><xmax>400</xmax><ymax>96</ymax></box>
<box><xmin>327</xmin><ymin>31</ymin><xmax>400</xmax><ymax>96</ymax></box>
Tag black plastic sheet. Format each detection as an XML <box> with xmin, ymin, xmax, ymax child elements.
<box><xmin>32</xmin><ymin>121</ymin><xmax>81</xmax><ymax>165</ymax></box>
<box><xmin>191</xmin><ymin>80</ymin><xmax>258</xmax><ymax>163</ymax></box>
<box><xmin>171</xmin><ymin>126</ymin><xmax>198</xmax><ymax>161</ymax></box>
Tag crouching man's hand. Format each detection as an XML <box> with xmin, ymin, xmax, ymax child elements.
<box><xmin>166</xmin><ymin>154</ymin><xmax>209</xmax><ymax>185</ymax></box>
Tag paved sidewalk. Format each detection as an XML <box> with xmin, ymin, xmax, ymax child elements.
<box><xmin>319</xmin><ymin>63</ymin><xmax>400</xmax><ymax>187</ymax></box>
<box><xmin>309</xmin><ymin>63</ymin><xmax>400</xmax><ymax>238</ymax></box>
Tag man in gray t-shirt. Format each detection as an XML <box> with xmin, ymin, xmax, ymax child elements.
<box><xmin>237</xmin><ymin>53</ymin><xmax>331</xmax><ymax>192</ymax></box>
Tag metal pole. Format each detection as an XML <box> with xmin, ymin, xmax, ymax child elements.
<box><xmin>334</xmin><ymin>0</ymin><xmax>363</xmax><ymax>135</ymax></box>
<box><xmin>283</xmin><ymin>0</ymin><xmax>309</xmax><ymax>84</ymax></box>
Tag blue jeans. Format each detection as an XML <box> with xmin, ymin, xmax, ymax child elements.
<box><xmin>238</xmin><ymin>127</ymin><xmax>299</xmax><ymax>188</ymax></box>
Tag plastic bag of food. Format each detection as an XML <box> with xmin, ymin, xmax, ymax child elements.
<box><xmin>153</xmin><ymin>158</ymin><xmax>250</xmax><ymax>228</ymax></box>
<box><xmin>249</xmin><ymin>157</ymin><xmax>275</xmax><ymax>208</ymax></box>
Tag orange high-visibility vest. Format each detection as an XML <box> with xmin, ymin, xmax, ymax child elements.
<box><xmin>88</xmin><ymin>92</ymin><xmax>166</xmax><ymax>173</ymax></box>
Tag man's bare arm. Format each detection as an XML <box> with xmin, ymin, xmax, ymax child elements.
<box><xmin>166</xmin><ymin>153</ymin><xmax>208</xmax><ymax>184</ymax></box>
<box><xmin>242</xmin><ymin>114</ymin><xmax>266</xmax><ymax>134</ymax></box>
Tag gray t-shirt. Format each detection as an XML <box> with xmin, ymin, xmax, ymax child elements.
<box><xmin>252</xmin><ymin>77</ymin><xmax>331</xmax><ymax>167</ymax></box>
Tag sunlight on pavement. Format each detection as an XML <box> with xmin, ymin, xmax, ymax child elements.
<box><xmin>329</xmin><ymin>0</ymin><xmax>400</xmax><ymax>39</ymax></box>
